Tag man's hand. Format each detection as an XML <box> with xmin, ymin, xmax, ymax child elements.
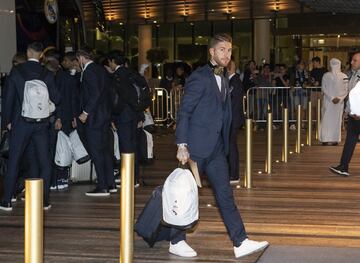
<box><xmin>177</xmin><ymin>145</ymin><xmax>189</xmax><ymax>165</ymax></box>
<box><xmin>55</xmin><ymin>119</ymin><xmax>62</xmax><ymax>130</ymax></box>
<box><xmin>79</xmin><ymin>112</ymin><xmax>88</xmax><ymax>123</ymax></box>
<box><xmin>350</xmin><ymin>113</ymin><xmax>360</xmax><ymax>120</ymax></box>
<box><xmin>6</xmin><ymin>123</ymin><xmax>11</xmax><ymax>131</ymax></box>
<box><xmin>332</xmin><ymin>97</ymin><xmax>340</xmax><ymax>104</ymax></box>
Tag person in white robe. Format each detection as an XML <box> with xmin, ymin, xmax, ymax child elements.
<box><xmin>320</xmin><ymin>58</ymin><xmax>348</xmax><ymax>145</ymax></box>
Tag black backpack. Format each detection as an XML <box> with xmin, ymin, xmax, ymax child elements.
<box><xmin>128</xmin><ymin>72</ymin><xmax>151</xmax><ymax>112</ymax></box>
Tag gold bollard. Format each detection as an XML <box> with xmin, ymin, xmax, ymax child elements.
<box><xmin>120</xmin><ymin>153</ymin><xmax>135</xmax><ymax>263</ymax></box>
<box><xmin>282</xmin><ymin>108</ymin><xmax>289</xmax><ymax>163</ymax></box>
<box><xmin>316</xmin><ymin>98</ymin><xmax>321</xmax><ymax>140</ymax></box>
<box><xmin>265</xmin><ymin>112</ymin><xmax>273</xmax><ymax>174</ymax></box>
<box><xmin>295</xmin><ymin>105</ymin><xmax>302</xmax><ymax>154</ymax></box>
<box><xmin>244</xmin><ymin>119</ymin><xmax>253</xmax><ymax>188</ymax></box>
<box><xmin>25</xmin><ymin>179</ymin><xmax>43</xmax><ymax>263</ymax></box>
<box><xmin>307</xmin><ymin>101</ymin><xmax>312</xmax><ymax>146</ymax></box>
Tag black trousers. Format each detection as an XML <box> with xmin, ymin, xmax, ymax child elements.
<box><xmin>175</xmin><ymin>138</ymin><xmax>248</xmax><ymax>246</ymax></box>
<box><xmin>115</xmin><ymin>118</ymin><xmax>139</xmax><ymax>182</ymax></box>
<box><xmin>3</xmin><ymin>119</ymin><xmax>51</xmax><ymax>203</ymax></box>
<box><xmin>228</xmin><ymin>127</ymin><xmax>240</xmax><ymax>180</ymax></box>
<box><xmin>340</xmin><ymin>116</ymin><xmax>360</xmax><ymax>170</ymax></box>
<box><xmin>77</xmin><ymin>122</ymin><xmax>114</xmax><ymax>189</ymax></box>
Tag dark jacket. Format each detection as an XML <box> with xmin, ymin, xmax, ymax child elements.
<box><xmin>176</xmin><ymin>64</ymin><xmax>232</xmax><ymax>158</ymax></box>
<box><xmin>3</xmin><ymin>60</ymin><xmax>60</xmax><ymax>126</ymax></box>
<box><xmin>229</xmin><ymin>74</ymin><xmax>245</xmax><ymax>129</ymax></box>
<box><xmin>80</xmin><ymin>62</ymin><xmax>111</xmax><ymax>128</ymax></box>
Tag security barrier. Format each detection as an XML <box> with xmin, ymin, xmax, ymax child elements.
<box><xmin>150</xmin><ymin>87</ymin><xmax>184</xmax><ymax>126</ymax></box>
<box><xmin>246</xmin><ymin>86</ymin><xmax>322</xmax><ymax>123</ymax></box>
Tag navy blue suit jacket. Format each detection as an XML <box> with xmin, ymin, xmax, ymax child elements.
<box><xmin>3</xmin><ymin>60</ymin><xmax>60</xmax><ymax>126</ymax></box>
<box><xmin>176</xmin><ymin>64</ymin><xmax>232</xmax><ymax>159</ymax></box>
<box><xmin>80</xmin><ymin>62</ymin><xmax>111</xmax><ymax>128</ymax></box>
<box><xmin>56</xmin><ymin>70</ymin><xmax>80</xmax><ymax>121</ymax></box>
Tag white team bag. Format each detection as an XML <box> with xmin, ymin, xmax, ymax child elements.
<box><xmin>69</xmin><ymin>130</ymin><xmax>90</xmax><ymax>164</ymax></box>
<box><xmin>112</xmin><ymin>129</ymin><xmax>121</xmax><ymax>163</ymax></box>
<box><xmin>55</xmin><ymin>131</ymin><xmax>73</xmax><ymax>168</ymax></box>
<box><xmin>162</xmin><ymin>168</ymin><xmax>199</xmax><ymax>229</ymax></box>
<box><xmin>20</xmin><ymin>68</ymin><xmax>55</xmax><ymax>119</ymax></box>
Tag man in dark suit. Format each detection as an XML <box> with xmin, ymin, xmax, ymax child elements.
<box><xmin>107</xmin><ymin>51</ymin><xmax>141</xmax><ymax>187</ymax></box>
<box><xmin>227</xmin><ymin>60</ymin><xmax>245</xmax><ymax>183</ymax></box>
<box><xmin>0</xmin><ymin>42</ymin><xmax>60</xmax><ymax>211</ymax></box>
<box><xmin>76</xmin><ymin>47</ymin><xmax>114</xmax><ymax>196</ymax></box>
<box><xmin>175</xmin><ymin>34</ymin><xmax>268</xmax><ymax>258</ymax></box>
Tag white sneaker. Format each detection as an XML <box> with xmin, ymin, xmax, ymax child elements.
<box><xmin>234</xmin><ymin>238</ymin><xmax>269</xmax><ymax>258</ymax></box>
<box><xmin>169</xmin><ymin>241</ymin><xmax>197</xmax><ymax>258</ymax></box>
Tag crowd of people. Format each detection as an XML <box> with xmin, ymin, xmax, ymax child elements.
<box><xmin>0</xmin><ymin>42</ymin><xmax>153</xmax><ymax>211</ymax></box>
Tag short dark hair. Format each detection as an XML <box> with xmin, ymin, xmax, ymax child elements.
<box><xmin>12</xmin><ymin>52</ymin><xmax>27</xmax><ymax>65</ymax></box>
<box><xmin>76</xmin><ymin>45</ymin><xmax>94</xmax><ymax>60</ymax></box>
<box><xmin>209</xmin><ymin>33</ymin><xmax>232</xmax><ymax>48</ymax></box>
<box><xmin>27</xmin><ymin>42</ymin><xmax>44</xmax><ymax>52</ymax></box>
<box><xmin>312</xmin><ymin>56</ymin><xmax>321</xmax><ymax>63</ymax></box>
<box><xmin>63</xmin><ymin>51</ymin><xmax>77</xmax><ymax>61</ymax></box>
<box><xmin>45</xmin><ymin>49</ymin><xmax>61</xmax><ymax>62</ymax></box>
<box><xmin>107</xmin><ymin>50</ymin><xmax>126</xmax><ymax>66</ymax></box>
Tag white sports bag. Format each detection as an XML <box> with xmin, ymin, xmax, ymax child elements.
<box><xmin>69</xmin><ymin>130</ymin><xmax>90</xmax><ymax>164</ymax></box>
<box><xmin>54</xmin><ymin>131</ymin><xmax>73</xmax><ymax>168</ymax></box>
<box><xmin>162</xmin><ymin>168</ymin><xmax>199</xmax><ymax>229</ymax></box>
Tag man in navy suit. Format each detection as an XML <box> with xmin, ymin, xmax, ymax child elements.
<box><xmin>0</xmin><ymin>42</ymin><xmax>60</xmax><ymax>211</ymax></box>
<box><xmin>76</xmin><ymin>47</ymin><xmax>114</xmax><ymax>196</ymax></box>
<box><xmin>227</xmin><ymin>59</ymin><xmax>245</xmax><ymax>183</ymax></box>
<box><xmin>175</xmin><ymin>34</ymin><xmax>268</xmax><ymax>258</ymax></box>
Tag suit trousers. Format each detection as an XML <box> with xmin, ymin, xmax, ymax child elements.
<box><xmin>228</xmin><ymin>127</ymin><xmax>240</xmax><ymax>180</ymax></box>
<box><xmin>173</xmin><ymin>137</ymin><xmax>248</xmax><ymax>246</ymax></box>
<box><xmin>77</xmin><ymin>122</ymin><xmax>114</xmax><ymax>189</ymax></box>
<box><xmin>340</xmin><ymin>116</ymin><xmax>360</xmax><ymax>169</ymax></box>
<box><xmin>115</xmin><ymin>118</ymin><xmax>139</xmax><ymax>182</ymax></box>
<box><xmin>2</xmin><ymin>119</ymin><xmax>51</xmax><ymax>203</ymax></box>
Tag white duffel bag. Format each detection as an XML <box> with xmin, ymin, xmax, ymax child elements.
<box><xmin>112</xmin><ymin>128</ymin><xmax>120</xmax><ymax>163</ymax></box>
<box><xmin>162</xmin><ymin>168</ymin><xmax>199</xmax><ymax>229</ymax></box>
<box><xmin>69</xmin><ymin>130</ymin><xmax>90</xmax><ymax>164</ymax></box>
<box><xmin>55</xmin><ymin>131</ymin><xmax>73</xmax><ymax>168</ymax></box>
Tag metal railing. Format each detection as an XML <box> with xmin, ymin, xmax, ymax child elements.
<box><xmin>150</xmin><ymin>87</ymin><xmax>184</xmax><ymax>126</ymax></box>
<box><xmin>246</xmin><ymin>86</ymin><xmax>322</xmax><ymax>123</ymax></box>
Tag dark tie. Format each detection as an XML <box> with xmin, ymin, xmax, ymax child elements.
<box><xmin>220</xmin><ymin>76</ymin><xmax>226</xmax><ymax>102</ymax></box>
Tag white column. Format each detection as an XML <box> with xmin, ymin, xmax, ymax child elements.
<box><xmin>0</xmin><ymin>0</ymin><xmax>16</xmax><ymax>73</ymax></box>
<box><xmin>254</xmin><ymin>19</ymin><xmax>271</xmax><ymax>65</ymax></box>
<box><xmin>138</xmin><ymin>25</ymin><xmax>152</xmax><ymax>69</ymax></box>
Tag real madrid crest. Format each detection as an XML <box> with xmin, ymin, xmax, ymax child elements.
<box><xmin>44</xmin><ymin>0</ymin><xmax>58</xmax><ymax>24</ymax></box>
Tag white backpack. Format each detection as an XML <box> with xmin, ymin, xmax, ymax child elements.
<box><xmin>162</xmin><ymin>168</ymin><xmax>199</xmax><ymax>228</ymax></box>
<box><xmin>20</xmin><ymin>68</ymin><xmax>55</xmax><ymax>119</ymax></box>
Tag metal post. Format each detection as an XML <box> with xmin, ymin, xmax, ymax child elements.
<box><xmin>282</xmin><ymin>108</ymin><xmax>289</xmax><ymax>163</ymax></box>
<box><xmin>307</xmin><ymin>101</ymin><xmax>312</xmax><ymax>146</ymax></box>
<box><xmin>244</xmin><ymin>119</ymin><xmax>253</xmax><ymax>188</ymax></box>
<box><xmin>316</xmin><ymin>98</ymin><xmax>321</xmax><ymax>140</ymax></box>
<box><xmin>295</xmin><ymin>105</ymin><xmax>302</xmax><ymax>154</ymax></box>
<box><xmin>265</xmin><ymin>112</ymin><xmax>273</xmax><ymax>174</ymax></box>
<box><xmin>120</xmin><ymin>153</ymin><xmax>135</xmax><ymax>263</ymax></box>
<box><xmin>25</xmin><ymin>179</ymin><xmax>43</xmax><ymax>263</ymax></box>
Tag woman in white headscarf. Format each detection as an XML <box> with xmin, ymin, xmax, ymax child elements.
<box><xmin>320</xmin><ymin>58</ymin><xmax>348</xmax><ymax>145</ymax></box>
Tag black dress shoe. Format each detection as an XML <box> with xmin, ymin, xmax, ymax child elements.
<box><xmin>85</xmin><ymin>188</ymin><xmax>110</xmax><ymax>197</ymax></box>
<box><xmin>0</xmin><ymin>201</ymin><xmax>12</xmax><ymax>212</ymax></box>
